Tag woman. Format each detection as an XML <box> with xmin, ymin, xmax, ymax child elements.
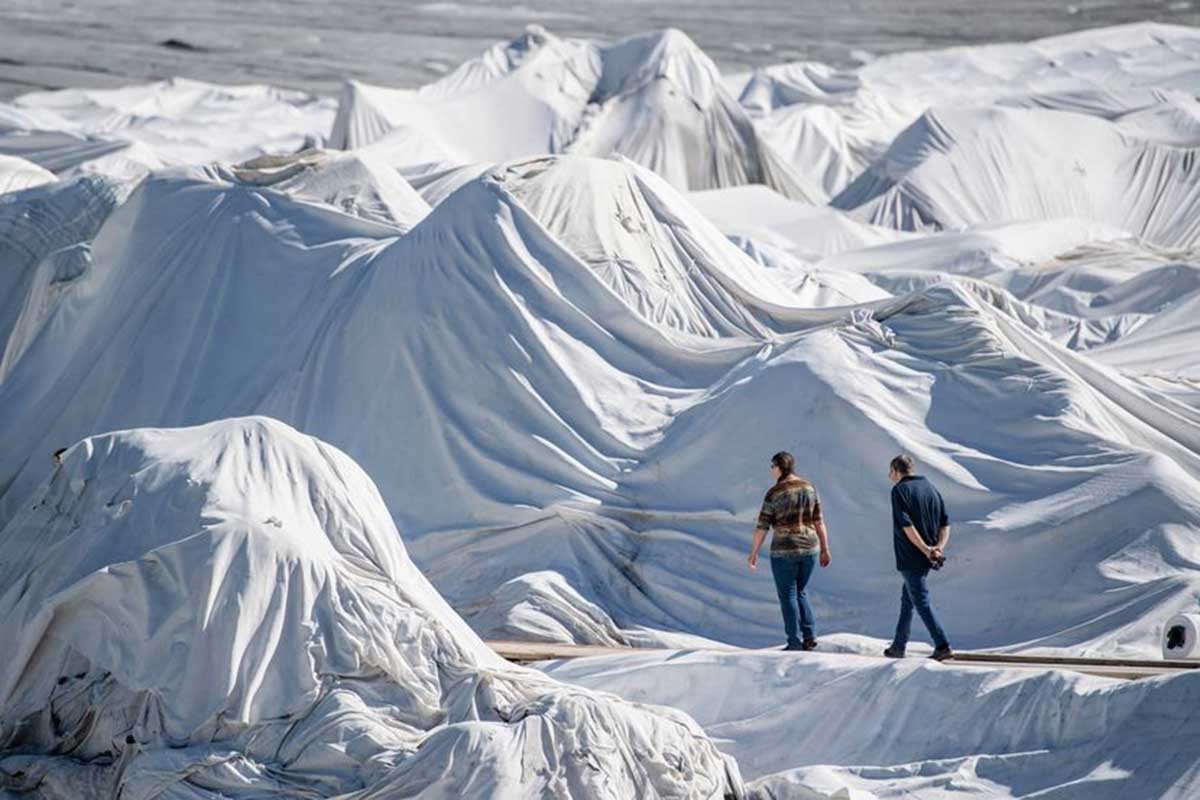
<box><xmin>748</xmin><ymin>451</ymin><xmax>832</xmax><ymax>651</ymax></box>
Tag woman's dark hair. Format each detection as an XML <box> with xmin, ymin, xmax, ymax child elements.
<box><xmin>771</xmin><ymin>451</ymin><xmax>794</xmax><ymax>477</ymax></box>
<box><xmin>890</xmin><ymin>454</ymin><xmax>915</xmax><ymax>476</ymax></box>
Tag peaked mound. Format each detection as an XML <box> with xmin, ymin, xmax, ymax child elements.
<box><xmin>493</xmin><ymin>155</ymin><xmax>827</xmax><ymax>336</ymax></box>
<box><xmin>0</xmin><ymin>417</ymin><xmax>739</xmax><ymax>798</ymax></box>
<box><xmin>331</xmin><ymin>28</ymin><xmax>816</xmax><ymax>200</ymax></box>
<box><xmin>421</xmin><ymin>23</ymin><xmax>593</xmax><ymax>100</ymax></box>
<box><xmin>329</xmin><ymin>27</ymin><xmax>601</xmax><ymax>163</ymax></box>
<box><xmin>2</xmin><ymin>78</ymin><xmax>335</xmax><ymax>179</ymax></box>
<box><xmin>746</xmin><ymin>22</ymin><xmax>1200</xmax><ymax>198</ymax></box>
<box><xmin>736</xmin><ymin>61</ymin><xmax>861</xmax><ymax>116</ymax></box>
<box><xmin>831</xmin><ymin>105</ymin><xmax>1200</xmax><ymax>248</ymax></box>
<box><xmin>566</xmin><ymin>29</ymin><xmax>816</xmax><ymax>199</ymax></box>
<box><xmin>819</xmin><ymin>220</ymin><xmax>1200</xmax><ymax>356</ymax></box>
<box><xmin>0</xmin><ymin>165</ymin><xmax>399</xmax><ymax>524</ymax></box>
<box><xmin>232</xmin><ymin>148</ymin><xmax>430</xmax><ymax>231</ymax></box>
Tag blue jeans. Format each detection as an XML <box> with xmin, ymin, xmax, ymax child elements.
<box><xmin>771</xmin><ymin>553</ymin><xmax>818</xmax><ymax>646</ymax></box>
<box><xmin>893</xmin><ymin>568</ymin><xmax>949</xmax><ymax>650</ymax></box>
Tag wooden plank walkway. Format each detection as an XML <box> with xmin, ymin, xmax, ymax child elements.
<box><xmin>487</xmin><ymin>640</ymin><xmax>1200</xmax><ymax>681</ymax></box>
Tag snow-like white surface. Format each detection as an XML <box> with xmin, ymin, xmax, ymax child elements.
<box><xmin>0</xmin><ymin>155</ymin><xmax>55</xmax><ymax>195</ymax></box>
<box><xmin>0</xmin><ymin>417</ymin><xmax>739</xmax><ymax>798</ymax></box>
<box><xmin>2</xmin><ymin>19</ymin><xmax>1200</xmax><ymax>800</ymax></box>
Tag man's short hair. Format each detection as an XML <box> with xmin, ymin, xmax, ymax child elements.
<box><xmin>771</xmin><ymin>451</ymin><xmax>795</xmax><ymax>476</ymax></box>
<box><xmin>890</xmin><ymin>454</ymin><xmax>915</xmax><ymax>476</ymax></box>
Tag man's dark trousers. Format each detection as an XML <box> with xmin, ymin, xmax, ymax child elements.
<box><xmin>893</xmin><ymin>568</ymin><xmax>949</xmax><ymax>650</ymax></box>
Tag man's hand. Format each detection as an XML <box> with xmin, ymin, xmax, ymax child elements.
<box><xmin>929</xmin><ymin>546</ymin><xmax>943</xmax><ymax>561</ymax></box>
<box><xmin>748</xmin><ymin>551</ymin><xmax>759</xmax><ymax>570</ymax></box>
<box><xmin>819</xmin><ymin>549</ymin><xmax>832</xmax><ymax>568</ymax></box>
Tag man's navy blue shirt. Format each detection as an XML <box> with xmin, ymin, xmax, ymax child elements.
<box><xmin>890</xmin><ymin>475</ymin><xmax>949</xmax><ymax>571</ymax></box>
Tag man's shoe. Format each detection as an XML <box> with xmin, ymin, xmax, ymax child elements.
<box><xmin>930</xmin><ymin>645</ymin><xmax>954</xmax><ymax>662</ymax></box>
<box><xmin>801</xmin><ymin>639</ymin><xmax>818</xmax><ymax>651</ymax></box>
<box><xmin>782</xmin><ymin>643</ymin><xmax>804</xmax><ymax>651</ymax></box>
<box><xmin>883</xmin><ymin>645</ymin><xmax>905</xmax><ymax>659</ymax></box>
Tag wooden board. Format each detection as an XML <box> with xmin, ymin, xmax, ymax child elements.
<box><xmin>485</xmin><ymin>640</ymin><xmax>1198</xmax><ymax>681</ymax></box>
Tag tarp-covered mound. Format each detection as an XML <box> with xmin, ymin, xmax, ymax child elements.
<box><xmin>0</xmin><ymin>162</ymin><xmax>434</xmax><ymax>528</ymax></box>
<box><xmin>830</xmin><ymin>104</ymin><xmax>1200</xmax><ymax>248</ymax></box>
<box><xmin>331</xmin><ymin>27</ymin><xmax>816</xmax><ymax>201</ymax></box>
<box><xmin>0</xmin><ymin>173</ymin><xmax>129</xmax><ymax>384</ymax></box>
<box><xmin>494</xmin><ymin>155</ymin><xmax>842</xmax><ymax>334</ymax></box>
<box><xmin>746</xmin><ymin>22</ymin><xmax>1200</xmax><ymax>198</ymax></box>
<box><xmin>561</xmin><ymin>29</ymin><xmax>815</xmax><ymax>201</ymax></box>
<box><xmin>0</xmin><ymin>78</ymin><xmax>336</xmax><ymax>179</ymax></box>
<box><xmin>742</xmin><ymin>88</ymin><xmax>891</xmax><ymax>201</ymax></box>
<box><xmin>330</xmin><ymin>26</ymin><xmax>600</xmax><ymax>165</ymax></box>
<box><xmin>816</xmin><ymin>219</ymin><xmax>1200</xmax><ymax>359</ymax></box>
<box><xmin>231</xmin><ymin>148</ymin><xmax>431</xmax><ymax>232</ymax></box>
<box><xmin>0</xmin><ymin>416</ymin><xmax>741</xmax><ymax>799</ymax></box>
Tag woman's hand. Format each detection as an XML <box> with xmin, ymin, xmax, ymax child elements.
<box><xmin>747</xmin><ymin>551</ymin><xmax>759</xmax><ymax>570</ymax></box>
<box><xmin>820</xmin><ymin>548</ymin><xmax>832</xmax><ymax>568</ymax></box>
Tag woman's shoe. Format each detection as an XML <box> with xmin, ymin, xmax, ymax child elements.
<box><xmin>930</xmin><ymin>645</ymin><xmax>954</xmax><ymax>661</ymax></box>
<box><xmin>801</xmin><ymin>639</ymin><xmax>818</xmax><ymax>651</ymax></box>
<box><xmin>883</xmin><ymin>645</ymin><xmax>905</xmax><ymax>658</ymax></box>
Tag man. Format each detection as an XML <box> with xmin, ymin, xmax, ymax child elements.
<box><xmin>748</xmin><ymin>451</ymin><xmax>832</xmax><ymax>651</ymax></box>
<box><xmin>884</xmin><ymin>454</ymin><xmax>953</xmax><ymax>661</ymax></box>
